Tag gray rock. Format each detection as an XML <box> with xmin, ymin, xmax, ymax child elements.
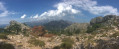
<box><xmin>103</xmin><ymin>15</ymin><xmax>116</xmax><ymax>21</ymax></box>
<box><xmin>90</xmin><ymin>15</ymin><xmax>119</xmax><ymax>25</ymax></box>
<box><xmin>90</xmin><ymin>16</ymin><xmax>103</xmax><ymax>25</ymax></box>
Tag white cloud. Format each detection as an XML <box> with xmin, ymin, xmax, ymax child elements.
<box><xmin>32</xmin><ymin>14</ymin><xmax>39</xmax><ymax>18</ymax></box>
<box><xmin>39</xmin><ymin>2</ymin><xmax>80</xmax><ymax>20</ymax></box>
<box><xmin>0</xmin><ymin>2</ymin><xmax>10</xmax><ymax>17</ymax></box>
<box><xmin>30</xmin><ymin>14</ymin><xmax>39</xmax><ymax>19</ymax></box>
<box><xmin>31</xmin><ymin>0</ymin><xmax>119</xmax><ymax>21</ymax></box>
<box><xmin>63</xmin><ymin>0</ymin><xmax>119</xmax><ymax>15</ymax></box>
<box><xmin>21</xmin><ymin>14</ymin><xmax>26</xmax><ymax>19</ymax></box>
<box><xmin>0</xmin><ymin>2</ymin><xmax>15</xmax><ymax>17</ymax></box>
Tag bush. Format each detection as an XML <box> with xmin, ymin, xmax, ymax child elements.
<box><xmin>53</xmin><ymin>46</ymin><xmax>60</xmax><ymax>49</ymax></box>
<box><xmin>6</xmin><ymin>24</ymin><xmax>21</xmax><ymax>34</ymax></box>
<box><xmin>61</xmin><ymin>38</ymin><xmax>74</xmax><ymax>49</ymax></box>
<box><xmin>60</xmin><ymin>42</ymin><xmax>73</xmax><ymax>49</ymax></box>
<box><xmin>0</xmin><ymin>34</ymin><xmax>7</xmax><ymax>39</ymax></box>
<box><xmin>53</xmin><ymin>38</ymin><xmax>74</xmax><ymax>49</ymax></box>
<box><xmin>0</xmin><ymin>42</ymin><xmax>15</xmax><ymax>49</ymax></box>
<box><xmin>28</xmin><ymin>38</ymin><xmax>45</xmax><ymax>47</ymax></box>
<box><xmin>31</xmin><ymin>26</ymin><xmax>46</xmax><ymax>37</ymax></box>
<box><xmin>87</xmin><ymin>23</ymin><xmax>102</xmax><ymax>33</ymax></box>
<box><xmin>62</xmin><ymin>38</ymin><xmax>74</xmax><ymax>44</ymax></box>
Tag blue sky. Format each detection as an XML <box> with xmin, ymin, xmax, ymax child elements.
<box><xmin>0</xmin><ymin>0</ymin><xmax>119</xmax><ymax>24</ymax></box>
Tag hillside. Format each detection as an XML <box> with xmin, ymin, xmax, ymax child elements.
<box><xmin>64</xmin><ymin>23</ymin><xmax>89</xmax><ymax>35</ymax></box>
<box><xmin>43</xmin><ymin>20</ymin><xmax>72</xmax><ymax>33</ymax></box>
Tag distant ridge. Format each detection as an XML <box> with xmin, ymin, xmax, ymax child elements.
<box><xmin>43</xmin><ymin>20</ymin><xmax>73</xmax><ymax>32</ymax></box>
<box><xmin>0</xmin><ymin>24</ymin><xmax>8</xmax><ymax>28</ymax></box>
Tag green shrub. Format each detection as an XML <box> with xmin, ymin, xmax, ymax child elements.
<box><xmin>87</xmin><ymin>23</ymin><xmax>102</xmax><ymax>33</ymax></box>
<box><xmin>6</xmin><ymin>24</ymin><xmax>21</xmax><ymax>34</ymax></box>
<box><xmin>62</xmin><ymin>38</ymin><xmax>74</xmax><ymax>44</ymax></box>
<box><xmin>61</xmin><ymin>38</ymin><xmax>74</xmax><ymax>49</ymax></box>
<box><xmin>0</xmin><ymin>42</ymin><xmax>15</xmax><ymax>49</ymax></box>
<box><xmin>53</xmin><ymin>46</ymin><xmax>60</xmax><ymax>49</ymax></box>
<box><xmin>53</xmin><ymin>38</ymin><xmax>74</xmax><ymax>49</ymax></box>
<box><xmin>101</xmin><ymin>34</ymin><xmax>107</xmax><ymax>37</ymax></box>
<box><xmin>0</xmin><ymin>34</ymin><xmax>7</xmax><ymax>39</ymax></box>
<box><xmin>28</xmin><ymin>38</ymin><xmax>45</xmax><ymax>47</ymax></box>
<box><xmin>60</xmin><ymin>42</ymin><xmax>72</xmax><ymax>49</ymax></box>
<box><xmin>88</xmin><ymin>35</ymin><xmax>94</xmax><ymax>40</ymax></box>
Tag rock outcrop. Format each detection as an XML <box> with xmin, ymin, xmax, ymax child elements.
<box><xmin>88</xmin><ymin>15</ymin><xmax>119</xmax><ymax>33</ymax></box>
<box><xmin>90</xmin><ymin>16</ymin><xmax>103</xmax><ymax>25</ymax></box>
<box><xmin>90</xmin><ymin>15</ymin><xmax>119</xmax><ymax>25</ymax></box>
<box><xmin>85</xmin><ymin>15</ymin><xmax>119</xmax><ymax>49</ymax></box>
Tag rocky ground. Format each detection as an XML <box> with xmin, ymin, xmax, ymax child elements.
<box><xmin>1</xmin><ymin>29</ymin><xmax>119</xmax><ymax>49</ymax></box>
<box><xmin>0</xmin><ymin>34</ymin><xmax>80</xmax><ymax>49</ymax></box>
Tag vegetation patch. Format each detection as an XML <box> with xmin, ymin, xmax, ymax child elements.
<box><xmin>53</xmin><ymin>38</ymin><xmax>74</xmax><ymax>49</ymax></box>
<box><xmin>6</xmin><ymin>24</ymin><xmax>21</xmax><ymax>34</ymax></box>
<box><xmin>0</xmin><ymin>42</ymin><xmax>15</xmax><ymax>49</ymax></box>
<box><xmin>110</xmin><ymin>33</ymin><xmax>119</xmax><ymax>38</ymax></box>
<box><xmin>31</xmin><ymin>26</ymin><xmax>46</xmax><ymax>37</ymax></box>
<box><xmin>60</xmin><ymin>42</ymin><xmax>73</xmax><ymax>49</ymax></box>
<box><xmin>101</xmin><ymin>34</ymin><xmax>107</xmax><ymax>37</ymax></box>
<box><xmin>0</xmin><ymin>33</ymin><xmax>7</xmax><ymax>39</ymax></box>
<box><xmin>28</xmin><ymin>38</ymin><xmax>45</xmax><ymax>47</ymax></box>
<box><xmin>53</xmin><ymin>46</ymin><xmax>60</xmax><ymax>49</ymax></box>
<box><xmin>87</xmin><ymin>23</ymin><xmax>102</xmax><ymax>33</ymax></box>
<box><xmin>62</xmin><ymin>38</ymin><xmax>74</xmax><ymax>44</ymax></box>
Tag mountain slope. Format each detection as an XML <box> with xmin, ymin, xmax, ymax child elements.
<box><xmin>43</xmin><ymin>20</ymin><xmax>72</xmax><ymax>33</ymax></box>
<box><xmin>24</xmin><ymin>20</ymin><xmax>49</xmax><ymax>27</ymax></box>
<box><xmin>64</xmin><ymin>23</ymin><xmax>89</xmax><ymax>34</ymax></box>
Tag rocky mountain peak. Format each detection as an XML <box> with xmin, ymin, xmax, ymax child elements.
<box><xmin>90</xmin><ymin>16</ymin><xmax>103</xmax><ymax>25</ymax></box>
<box><xmin>87</xmin><ymin>15</ymin><xmax>119</xmax><ymax>33</ymax></box>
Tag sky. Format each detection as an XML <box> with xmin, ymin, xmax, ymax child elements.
<box><xmin>0</xmin><ymin>0</ymin><xmax>119</xmax><ymax>24</ymax></box>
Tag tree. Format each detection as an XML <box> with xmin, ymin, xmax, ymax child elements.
<box><xmin>7</xmin><ymin>24</ymin><xmax>21</xmax><ymax>34</ymax></box>
<box><xmin>32</xmin><ymin>26</ymin><xmax>46</xmax><ymax>37</ymax></box>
